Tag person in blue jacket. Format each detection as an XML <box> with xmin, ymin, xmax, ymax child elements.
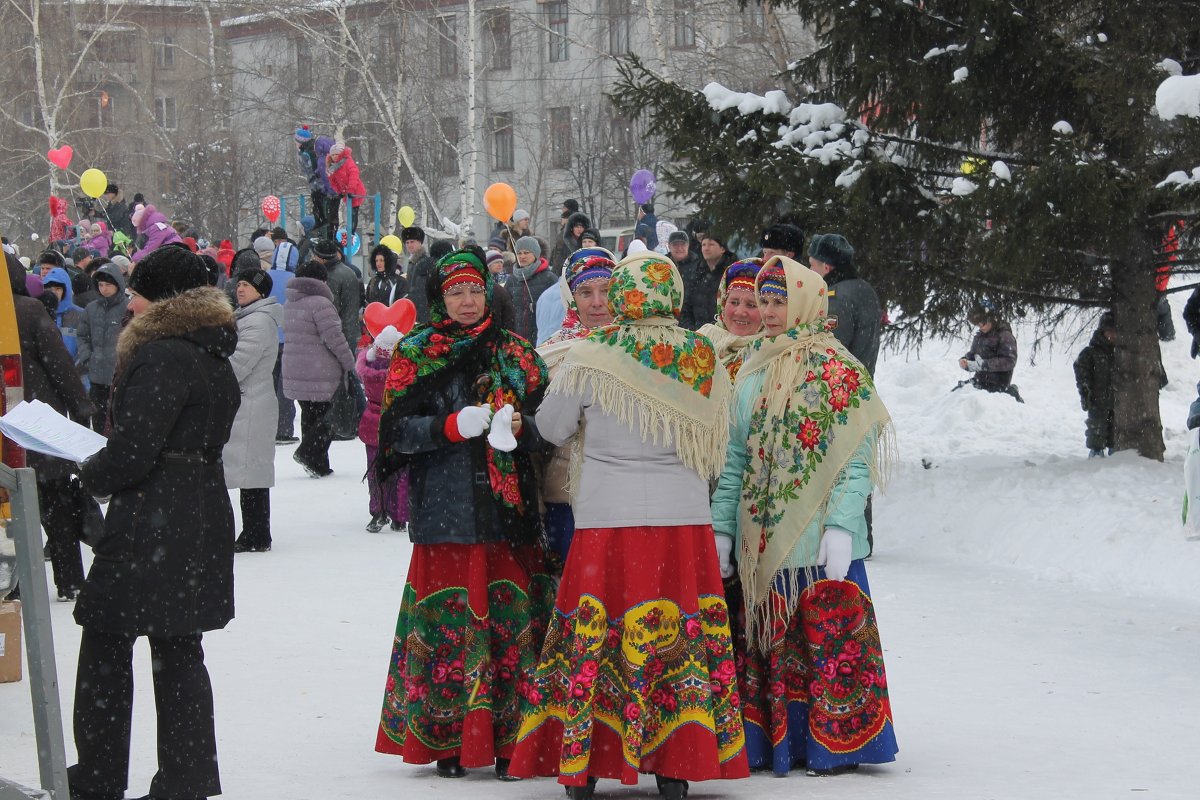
<box><xmin>710</xmin><ymin>255</ymin><xmax>898</xmax><ymax>777</ymax></box>
<box><xmin>41</xmin><ymin>266</ymin><xmax>87</xmax><ymax>365</ymax></box>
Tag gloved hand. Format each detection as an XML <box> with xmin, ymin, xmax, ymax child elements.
<box><xmin>816</xmin><ymin>526</ymin><xmax>853</xmax><ymax>582</ymax></box>
<box><xmin>714</xmin><ymin>535</ymin><xmax>736</xmax><ymax>579</ymax></box>
<box><xmin>451</xmin><ymin>404</ymin><xmax>493</xmax><ymax>439</ymax></box>
<box><xmin>965</xmin><ymin>356</ymin><xmax>985</xmax><ymax>373</ymax></box>
<box><xmin>488</xmin><ymin>404</ymin><xmax>518</xmax><ymax>452</ymax></box>
<box><xmin>373</xmin><ymin>325</ymin><xmax>402</xmax><ymax>359</ymax></box>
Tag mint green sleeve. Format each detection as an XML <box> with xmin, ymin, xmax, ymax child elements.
<box><xmin>824</xmin><ymin>433</ymin><xmax>876</xmax><ymax>555</ymax></box>
<box><xmin>711</xmin><ymin>374</ymin><xmax>757</xmax><ymax>544</ymax></box>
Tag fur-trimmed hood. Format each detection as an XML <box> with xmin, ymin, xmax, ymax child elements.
<box><xmin>116</xmin><ymin>287</ymin><xmax>236</xmax><ymax>377</ymax></box>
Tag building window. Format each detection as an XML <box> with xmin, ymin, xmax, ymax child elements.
<box><xmin>436</xmin><ymin>16</ymin><xmax>458</xmax><ymax>76</ymax></box>
<box><xmin>607</xmin><ymin>0</ymin><xmax>630</xmax><ymax>56</ymax></box>
<box><xmin>491</xmin><ymin>112</ymin><xmax>514</xmax><ymax>172</ymax></box>
<box><xmin>155</xmin><ymin>36</ymin><xmax>175</xmax><ymax>68</ymax></box>
<box><xmin>439</xmin><ymin>117</ymin><xmax>458</xmax><ymax>176</ymax></box>
<box><xmin>295</xmin><ymin>40</ymin><xmax>313</xmax><ymax>93</ymax></box>
<box><xmin>155</xmin><ymin>96</ymin><xmax>177</xmax><ymax>130</ymax></box>
<box><xmin>673</xmin><ymin>0</ymin><xmax>696</xmax><ymax>49</ymax></box>
<box><xmin>550</xmin><ymin>107</ymin><xmax>572</xmax><ymax>170</ymax></box>
<box><xmin>97</xmin><ymin>89</ymin><xmax>116</xmax><ymax>128</ymax></box>
<box><xmin>378</xmin><ymin>22</ymin><xmax>399</xmax><ymax>55</ymax></box>
<box><xmin>156</xmin><ymin>162</ymin><xmax>178</xmax><ymax>198</ymax></box>
<box><xmin>740</xmin><ymin>1</ymin><xmax>766</xmax><ymax>36</ymax></box>
<box><xmin>484</xmin><ymin>10</ymin><xmax>511</xmax><ymax>71</ymax></box>
<box><xmin>547</xmin><ymin>2</ymin><xmax>569</xmax><ymax>63</ymax></box>
<box><xmin>92</xmin><ymin>30</ymin><xmax>137</xmax><ymax>63</ymax></box>
<box><xmin>609</xmin><ymin>113</ymin><xmax>634</xmax><ymax>167</ymax></box>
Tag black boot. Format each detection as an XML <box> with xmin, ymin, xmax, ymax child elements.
<box><xmin>566</xmin><ymin>776</ymin><xmax>598</xmax><ymax>799</ymax></box>
<box><xmin>806</xmin><ymin>763</ymin><xmax>859</xmax><ymax>777</ymax></box>
<box><xmin>494</xmin><ymin>758</ymin><xmax>520</xmax><ymax>781</ymax></box>
<box><xmin>436</xmin><ymin>757</ymin><xmax>465</xmax><ymax>778</ymax></box>
<box><xmin>365</xmin><ymin>513</ymin><xmax>388</xmax><ymax>533</ymax></box>
<box><xmin>656</xmin><ymin>774</ymin><xmax>689</xmax><ymax>799</ymax></box>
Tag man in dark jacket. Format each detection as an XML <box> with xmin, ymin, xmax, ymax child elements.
<box><xmin>76</xmin><ymin>263</ymin><xmax>128</xmax><ymax>431</ymax></box>
<box><xmin>100</xmin><ymin>183</ymin><xmax>135</xmax><ymax>240</ymax></box>
<box><xmin>634</xmin><ymin>203</ymin><xmax>658</xmax><ymax>250</ymax></box>
<box><xmin>1074</xmin><ymin>313</ymin><xmax>1117</xmax><ymax>457</ymax></box>
<box><xmin>69</xmin><ymin>246</ymin><xmax>239</xmax><ymax>800</ymax></box>
<box><xmin>403</xmin><ymin>226</ymin><xmax>437</xmax><ymax>324</ymax></box>
<box><xmin>6</xmin><ymin>253</ymin><xmax>95</xmax><ymax>601</ymax></box>
<box><xmin>959</xmin><ymin>307</ymin><xmax>1019</xmax><ymax>395</ymax></box>
<box><xmin>679</xmin><ymin>231</ymin><xmax>736</xmax><ymax>330</ymax></box>
<box><xmin>807</xmin><ymin>233</ymin><xmax>882</xmax><ymax>375</ymax></box>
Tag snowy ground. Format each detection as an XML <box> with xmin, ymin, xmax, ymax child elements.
<box><xmin>3</xmin><ymin>302</ymin><xmax>1200</xmax><ymax>799</ymax></box>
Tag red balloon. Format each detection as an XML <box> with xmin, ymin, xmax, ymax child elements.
<box><xmin>364</xmin><ymin>299</ymin><xmax>417</xmax><ymax>337</ymax></box>
<box><xmin>47</xmin><ymin>145</ymin><xmax>73</xmax><ymax>170</ymax></box>
<box><xmin>261</xmin><ymin>195</ymin><xmax>281</xmax><ymax>223</ymax></box>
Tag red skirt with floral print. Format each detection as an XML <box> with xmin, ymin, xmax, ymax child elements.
<box><xmin>509</xmin><ymin>525</ymin><xmax>749</xmax><ymax>786</ymax></box>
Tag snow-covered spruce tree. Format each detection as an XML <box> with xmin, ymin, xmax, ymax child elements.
<box><xmin>612</xmin><ymin>2</ymin><xmax>1200</xmax><ymax>460</ymax></box>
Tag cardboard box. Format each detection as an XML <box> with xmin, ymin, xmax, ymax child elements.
<box><xmin>0</xmin><ymin>600</ymin><xmax>22</xmax><ymax>683</ymax></box>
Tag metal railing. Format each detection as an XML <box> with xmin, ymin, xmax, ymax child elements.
<box><xmin>0</xmin><ymin>463</ymin><xmax>69</xmax><ymax>800</ymax></box>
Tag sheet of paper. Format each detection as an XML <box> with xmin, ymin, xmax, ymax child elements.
<box><xmin>0</xmin><ymin>399</ymin><xmax>107</xmax><ymax>462</ymax></box>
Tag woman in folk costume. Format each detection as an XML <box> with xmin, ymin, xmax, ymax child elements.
<box><xmin>696</xmin><ymin>258</ymin><xmax>765</xmax><ymax>381</ymax></box>
<box><xmin>373</xmin><ymin>247</ymin><xmax>555</xmax><ymax>781</ymax></box>
<box><xmin>510</xmin><ymin>252</ymin><xmax>748</xmax><ymax>800</ymax></box>
<box><xmin>536</xmin><ymin>251</ymin><xmax>617</xmax><ymax>563</ymax></box>
<box><xmin>711</xmin><ymin>256</ymin><xmax>898</xmax><ymax>776</ymax></box>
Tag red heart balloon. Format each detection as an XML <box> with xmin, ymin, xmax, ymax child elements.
<box><xmin>364</xmin><ymin>299</ymin><xmax>417</xmax><ymax>337</ymax></box>
<box><xmin>47</xmin><ymin>145</ymin><xmax>73</xmax><ymax>170</ymax></box>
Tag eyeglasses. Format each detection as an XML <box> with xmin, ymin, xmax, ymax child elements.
<box><xmin>444</xmin><ymin>286</ymin><xmax>485</xmax><ymax>298</ymax></box>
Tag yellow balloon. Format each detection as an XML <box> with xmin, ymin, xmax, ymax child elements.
<box><xmin>80</xmin><ymin>168</ymin><xmax>107</xmax><ymax>199</ymax></box>
<box><xmin>397</xmin><ymin>205</ymin><xmax>416</xmax><ymax>228</ymax></box>
<box><xmin>379</xmin><ymin>234</ymin><xmax>403</xmax><ymax>253</ymax></box>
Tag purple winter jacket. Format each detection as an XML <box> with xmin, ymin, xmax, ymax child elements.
<box><xmin>355</xmin><ymin>346</ymin><xmax>388</xmax><ymax>446</ymax></box>
<box><xmin>282</xmin><ymin>277</ymin><xmax>356</xmax><ymax>401</ymax></box>
<box><xmin>131</xmin><ymin>205</ymin><xmax>182</xmax><ymax>261</ymax></box>
<box><xmin>314</xmin><ymin>136</ymin><xmax>337</xmax><ymax>195</ymax></box>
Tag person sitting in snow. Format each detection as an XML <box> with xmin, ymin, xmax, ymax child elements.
<box><xmin>959</xmin><ymin>305</ymin><xmax>1021</xmax><ymax>400</ymax></box>
<box><xmin>1074</xmin><ymin>312</ymin><xmax>1116</xmax><ymax>457</ymax></box>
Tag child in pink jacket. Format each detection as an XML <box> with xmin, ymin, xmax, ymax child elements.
<box><xmin>356</xmin><ymin>325</ymin><xmax>408</xmax><ymax>532</ymax></box>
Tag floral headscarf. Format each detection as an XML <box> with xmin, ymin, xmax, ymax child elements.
<box><xmin>378</xmin><ymin>247</ymin><xmax>549</xmax><ymax>540</ymax></box>
<box><xmin>697</xmin><ymin>258</ymin><xmax>764</xmax><ymax>380</ymax></box>
<box><xmin>735</xmin><ymin>256</ymin><xmax>892</xmax><ymax>650</ymax></box>
<box><xmin>549</xmin><ymin>252</ymin><xmax>732</xmax><ymax>485</ymax></box>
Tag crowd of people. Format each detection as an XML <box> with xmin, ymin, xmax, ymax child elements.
<box><xmin>2</xmin><ymin>181</ymin><xmax>909</xmax><ymax>800</ymax></box>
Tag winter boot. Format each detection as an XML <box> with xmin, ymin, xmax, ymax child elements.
<box><xmin>436</xmin><ymin>757</ymin><xmax>465</xmax><ymax>778</ymax></box>
<box><xmin>494</xmin><ymin>758</ymin><xmax>520</xmax><ymax>781</ymax></box>
<box><xmin>566</xmin><ymin>777</ymin><xmax>598</xmax><ymax>800</ymax></box>
<box><xmin>656</xmin><ymin>774</ymin><xmax>689</xmax><ymax>798</ymax></box>
<box><xmin>365</xmin><ymin>513</ymin><xmax>388</xmax><ymax>533</ymax></box>
<box><xmin>806</xmin><ymin>763</ymin><xmax>859</xmax><ymax>777</ymax></box>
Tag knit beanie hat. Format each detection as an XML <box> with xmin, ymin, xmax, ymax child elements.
<box><xmin>400</xmin><ymin>226</ymin><xmax>425</xmax><ymax>243</ymax></box>
<box><xmin>429</xmin><ymin>239</ymin><xmax>454</xmax><ymax>260</ymax></box>
<box><xmin>485</xmin><ymin>250</ymin><xmax>505</xmax><ymax>270</ymax></box>
<box><xmin>512</xmin><ymin>208</ymin><xmax>531</xmax><ymax>223</ymax></box>
<box><xmin>311</xmin><ymin>239</ymin><xmax>340</xmax><ymax>260</ymax></box>
<box><xmin>668</xmin><ymin>230</ymin><xmax>690</xmax><ymax>246</ymax></box>
<box><xmin>580</xmin><ymin>228</ymin><xmax>601</xmax><ymax>244</ymax></box>
<box><xmin>253</xmin><ymin>235</ymin><xmax>275</xmax><ymax>256</ymax></box>
<box><xmin>807</xmin><ymin>233</ymin><xmax>854</xmax><ymax>271</ymax></box>
<box><xmin>295</xmin><ymin>260</ymin><xmax>328</xmax><ymax>282</ymax></box>
<box><xmin>235</xmin><ymin>268</ymin><xmax>273</xmax><ymax>298</ymax></box>
<box><xmin>295</xmin><ymin>125</ymin><xmax>314</xmax><ymax>142</ymax></box>
<box><xmin>515</xmin><ymin>236</ymin><xmax>541</xmax><ymax>257</ymax></box>
<box><xmin>127</xmin><ymin>245</ymin><xmax>207</xmax><ymax>301</ymax></box>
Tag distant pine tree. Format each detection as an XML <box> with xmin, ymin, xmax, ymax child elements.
<box><xmin>612</xmin><ymin>1</ymin><xmax>1200</xmax><ymax>459</ymax></box>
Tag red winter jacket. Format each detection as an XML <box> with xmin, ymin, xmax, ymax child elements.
<box><xmin>327</xmin><ymin>146</ymin><xmax>366</xmax><ymax>208</ymax></box>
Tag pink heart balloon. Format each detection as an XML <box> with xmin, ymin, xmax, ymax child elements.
<box><xmin>364</xmin><ymin>299</ymin><xmax>417</xmax><ymax>337</ymax></box>
<box><xmin>47</xmin><ymin>145</ymin><xmax>73</xmax><ymax>170</ymax></box>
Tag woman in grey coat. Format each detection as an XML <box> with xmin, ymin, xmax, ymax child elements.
<box><xmin>282</xmin><ymin>260</ymin><xmax>356</xmax><ymax>477</ymax></box>
<box><xmin>226</xmin><ymin>269</ymin><xmax>284</xmax><ymax>551</ymax></box>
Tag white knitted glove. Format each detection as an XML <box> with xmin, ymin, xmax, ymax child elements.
<box><xmin>965</xmin><ymin>355</ymin><xmax>985</xmax><ymax>372</ymax></box>
<box><xmin>373</xmin><ymin>325</ymin><xmax>401</xmax><ymax>359</ymax></box>
<box><xmin>714</xmin><ymin>535</ymin><xmax>735</xmax><ymax>579</ymax></box>
<box><xmin>817</xmin><ymin>527</ymin><xmax>854</xmax><ymax>582</ymax></box>
<box><xmin>454</xmin><ymin>404</ymin><xmax>493</xmax><ymax>438</ymax></box>
<box><xmin>488</xmin><ymin>404</ymin><xmax>518</xmax><ymax>452</ymax></box>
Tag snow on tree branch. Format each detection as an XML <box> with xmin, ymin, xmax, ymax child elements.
<box><xmin>1155</xmin><ymin>74</ymin><xmax>1200</xmax><ymax>120</ymax></box>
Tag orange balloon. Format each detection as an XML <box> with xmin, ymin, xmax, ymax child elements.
<box><xmin>483</xmin><ymin>182</ymin><xmax>517</xmax><ymax>223</ymax></box>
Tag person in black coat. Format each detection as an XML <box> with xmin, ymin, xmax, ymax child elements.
<box><xmin>68</xmin><ymin>246</ymin><xmax>240</xmax><ymax>800</ymax></box>
<box><xmin>1074</xmin><ymin>313</ymin><xmax>1117</xmax><ymax>457</ymax></box>
<box><xmin>366</xmin><ymin>243</ymin><xmax>409</xmax><ymax>306</ymax></box>
<box><xmin>5</xmin><ymin>253</ymin><xmax>96</xmax><ymax>601</ymax></box>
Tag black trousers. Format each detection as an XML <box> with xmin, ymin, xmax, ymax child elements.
<box><xmin>88</xmin><ymin>383</ymin><xmax>111</xmax><ymax>434</ymax></box>
<box><xmin>296</xmin><ymin>400</ymin><xmax>333</xmax><ymax>472</ymax></box>
<box><xmin>272</xmin><ymin>343</ymin><xmax>295</xmax><ymax>438</ymax></box>
<box><xmin>38</xmin><ymin>475</ymin><xmax>85</xmax><ymax>592</ymax></box>
<box><xmin>238</xmin><ymin>488</ymin><xmax>271</xmax><ymax>548</ymax></box>
<box><xmin>69</xmin><ymin>628</ymin><xmax>221</xmax><ymax>799</ymax></box>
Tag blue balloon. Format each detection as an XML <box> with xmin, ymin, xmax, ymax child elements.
<box><xmin>629</xmin><ymin>169</ymin><xmax>656</xmax><ymax>205</ymax></box>
<box><xmin>336</xmin><ymin>229</ymin><xmax>361</xmax><ymax>257</ymax></box>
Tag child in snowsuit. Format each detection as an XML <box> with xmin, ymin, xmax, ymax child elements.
<box><xmin>356</xmin><ymin>324</ymin><xmax>408</xmax><ymax>532</ymax></box>
<box><xmin>1074</xmin><ymin>313</ymin><xmax>1117</xmax><ymax>457</ymax></box>
<box><xmin>959</xmin><ymin>306</ymin><xmax>1022</xmax><ymax>401</ymax></box>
